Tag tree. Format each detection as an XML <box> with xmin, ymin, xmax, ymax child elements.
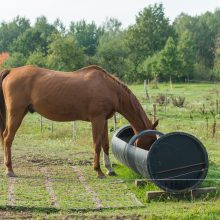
<box><xmin>174</xmin><ymin>12</ymin><xmax>218</xmax><ymax>78</ymax></box>
<box><xmin>0</xmin><ymin>16</ymin><xmax>30</xmax><ymax>53</ymax></box>
<box><xmin>103</xmin><ymin>18</ymin><xmax>122</xmax><ymax>33</ymax></box>
<box><xmin>126</xmin><ymin>4</ymin><xmax>175</xmax><ymax>73</ymax></box>
<box><xmin>195</xmin><ymin>16</ymin><xmax>216</xmax><ymax>69</ymax></box>
<box><xmin>140</xmin><ymin>52</ymin><xmax>160</xmax><ymax>80</ymax></box>
<box><xmin>212</xmin><ymin>36</ymin><xmax>220</xmax><ymax>80</ymax></box>
<box><xmin>47</xmin><ymin>34</ymin><xmax>85</xmax><ymax>71</ymax></box>
<box><xmin>141</xmin><ymin>37</ymin><xmax>181</xmax><ymax>81</ymax></box>
<box><xmin>34</xmin><ymin>16</ymin><xmax>58</xmax><ymax>54</ymax></box>
<box><xmin>173</xmin><ymin>13</ymin><xmax>196</xmax><ymax>36</ymax></box>
<box><xmin>3</xmin><ymin>52</ymin><xmax>26</xmax><ymax>68</ymax></box>
<box><xmin>53</xmin><ymin>18</ymin><xmax>66</xmax><ymax>35</ymax></box>
<box><xmin>95</xmin><ymin>18</ymin><xmax>134</xmax><ymax>81</ymax></box>
<box><xmin>158</xmin><ymin>37</ymin><xmax>180</xmax><ymax>80</ymax></box>
<box><xmin>70</xmin><ymin>20</ymin><xmax>103</xmax><ymax>56</ymax></box>
<box><xmin>177</xmin><ymin>31</ymin><xmax>196</xmax><ymax>80</ymax></box>
<box><xmin>26</xmin><ymin>51</ymin><xmax>47</xmax><ymax>67</ymax></box>
<box><xmin>96</xmin><ymin>32</ymin><xmax>130</xmax><ymax>80</ymax></box>
<box><xmin>11</xmin><ymin>28</ymin><xmax>44</xmax><ymax>57</ymax></box>
<box><xmin>11</xmin><ymin>16</ymin><xmax>58</xmax><ymax>58</ymax></box>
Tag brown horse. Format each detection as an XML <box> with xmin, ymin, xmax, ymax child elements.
<box><xmin>0</xmin><ymin>65</ymin><xmax>158</xmax><ymax>178</ymax></box>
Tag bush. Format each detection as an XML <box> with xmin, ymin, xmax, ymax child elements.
<box><xmin>3</xmin><ymin>52</ymin><xmax>26</xmax><ymax>68</ymax></box>
<box><xmin>155</xmin><ymin>94</ymin><xmax>169</xmax><ymax>106</ymax></box>
<box><xmin>171</xmin><ymin>96</ymin><xmax>185</xmax><ymax>107</ymax></box>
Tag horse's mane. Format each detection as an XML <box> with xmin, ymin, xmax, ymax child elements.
<box><xmin>77</xmin><ymin>65</ymin><xmax>131</xmax><ymax>93</ymax></box>
<box><xmin>79</xmin><ymin>65</ymin><xmax>151</xmax><ymax>127</ymax></box>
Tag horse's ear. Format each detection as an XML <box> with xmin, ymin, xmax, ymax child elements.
<box><xmin>152</xmin><ymin>119</ymin><xmax>159</xmax><ymax>129</ymax></box>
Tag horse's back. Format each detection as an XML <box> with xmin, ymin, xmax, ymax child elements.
<box><xmin>6</xmin><ymin>65</ymin><xmax>112</xmax><ymax>86</ymax></box>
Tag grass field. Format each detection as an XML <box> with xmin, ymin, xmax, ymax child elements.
<box><xmin>0</xmin><ymin>82</ymin><xmax>219</xmax><ymax>219</ymax></box>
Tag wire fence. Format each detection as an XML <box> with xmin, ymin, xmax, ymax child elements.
<box><xmin>16</xmin><ymin>80</ymin><xmax>220</xmax><ymax>138</ymax></box>
<box><xmin>20</xmin><ymin>102</ymin><xmax>219</xmax><ymax>141</ymax></box>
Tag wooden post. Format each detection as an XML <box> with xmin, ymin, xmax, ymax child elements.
<box><xmin>135</xmin><ymin>179</ymin><xmax>149</xmax><ymax>187</ymax></box>
<box><xmin>212</xmin><ymin>118</ymin><xmax>216</xmax><ymax>138</ymax></box>
<box><xmin>40</xmin><ymin>115</ymin><xmax>43</xmax><ymax>133</ymax></box>
<box><xmin>152</xmin><ymin>103</ymin><xmax>157</xmax><ymax>123</ymax></box>
<box><xmin>152</xmin><ymin>76</ymin><xmax>158</xmax><ymax>89</ymax></box>
<box><xmin>216</xmin><ymin>100</ymin><xmax>219</xmax><ymax>114</ymax></box>
<box><xmin>144</xmin><ymin>80</ymin><xmax>149</xmax><ymax>100</ymax></box>
<box><xmin>164</xmin><ymin>93</ymin><xmax>167</xmax><ymax>114</ymax></box>
<box><xmin>169</xmin><ymin>76</ymin><xmax>173</xmax><ymax>90</ymax></box>
<box><xmin>146</xmin><ymin>187</ymin><xmax>217</xmax><ymax>201</ymax></box>
<box><xmin>113</xmin><ymin>114</ymin><xmax>117</xmax><ymax>131</ymax></box>
<box><xmin>206</xmin><ymin>116</ymin><xmax>209</xmax><ymax>138</ymax></box>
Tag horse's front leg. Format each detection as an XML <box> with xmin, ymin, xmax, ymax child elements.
<box><xmin>102</xmin><ymin>121</ymin><xmax>116</xmax><ymax>176</ymax></box>
<box><xmin>3</xmin><ymin>110</ymin><xmax>26</xmax><ymax>177</ymax></box>
<box><xmin>91</xmin><ymin>117</ymin><xmax>106</xmax><ymax>178</ymax></box>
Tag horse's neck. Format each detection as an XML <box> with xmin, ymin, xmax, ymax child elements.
<box><xmin>117</xmin><ymin>91</ymin><xmax>152</xmax><ymax>133</ymax></box>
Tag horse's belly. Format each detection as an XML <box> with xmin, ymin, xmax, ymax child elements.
<box><xmin>33</xmin><ymin>102</ymin><xmax>89</xmax><ymax>122</ymax></box>
<box><xmin>38</xmin><ymin>111</ymin><xmax>87</xmax><ymax>122</ymax></box>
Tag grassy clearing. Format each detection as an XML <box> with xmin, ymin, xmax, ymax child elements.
<box><xmin>0</xmin><ymin>82</ymin><xmax>219</xmax><ymax>219</ymax></box>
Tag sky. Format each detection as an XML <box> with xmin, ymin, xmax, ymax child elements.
<box><xmin>1</xmin><ymin>0</ymin><xmax>220</xmax><ymax>27</ymax></box>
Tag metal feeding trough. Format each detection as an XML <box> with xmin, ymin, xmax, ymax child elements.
<box><xmin>111</xmin><ymin>125</ymin><xmax>209</xmax><ymax>193</ymax></box>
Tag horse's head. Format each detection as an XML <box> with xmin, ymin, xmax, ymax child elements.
<box><xmin>135</xmin><ymin>120</ymin><xmax>159</xmax><ymax>151</ymax></box>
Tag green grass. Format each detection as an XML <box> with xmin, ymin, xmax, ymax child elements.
<box><xmin>0</xmin><ymin>82</ymin><xmax>219</xmax><ymax>219</ymax></box>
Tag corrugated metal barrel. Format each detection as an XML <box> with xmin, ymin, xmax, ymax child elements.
<box><xmin>111</xmin><ymin>125</ymin><xmax>209</xmax><ymax>193</ymax></box>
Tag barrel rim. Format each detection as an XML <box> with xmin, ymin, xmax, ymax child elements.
<box><xmin>112</xmin><ymin>124</ymin><xmax>133</xmax><ymax>139</ymax></box>
<box><xmin>147</xmin><ymin>131</ymin><xmax>209</xmax><ymax>193</ymax></box>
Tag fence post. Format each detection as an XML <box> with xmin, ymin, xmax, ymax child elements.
<box><xmin>144</xmin><ymin>80</ymin><xmax>150</xmax><ymax>100</ymax></box>
<box><xmin>152</xmin><ymin>103</ymin><xmax>157</xmax><ymax>123</ymax></box>
<box><xmin>169</xmin><ymin>76</ymin><xmax>173</xmax><ymax>91</ymax></box>
<box><xmin>164</xmin><ymin>93</ymin><xmax>167</xmax><ymax>114</ymax></box>
<box><xmin>216</xmin><ymin>100</ymin><xmax>219</xmax><ymax>114</ymax></box>
<box><xmin>212</xmin><ymin>118</ymin><xmax>216</xmax><ymax>138</ymax></box>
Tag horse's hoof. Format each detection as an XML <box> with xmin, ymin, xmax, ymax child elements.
<box><xmin>6</xmin><ymin>171</ymin><xmax>16</xmax><ymax>177</ymax></box>
<box><xmin>107</xmin><ymin>171</ymin><xmax>117</xmax><ymax>176</ymax></box>
<box><xmin>97</xmin><ymin>174</ymin><xmax>106</xmax><ymax>179</ymax></box>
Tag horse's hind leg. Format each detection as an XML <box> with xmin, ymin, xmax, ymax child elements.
<box><xmin>102</xmin><ymin>121</ymin><xmax>116</xmax><ymax>176</ymax></box>
<box><xmin>91</xmin><ymin>116</ymin><xmax>106</xmax><ymax>178</ymax></box>
<box><xmin>3</xmin><ymin>109</ymin><xmax>26</xmax><ymax>177</ymax></box>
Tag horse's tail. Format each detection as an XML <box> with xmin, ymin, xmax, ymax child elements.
<box><xmin>0</xmin><ymin>69</ymin><xmax>10</xmax><ymax>143</ymax></box>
